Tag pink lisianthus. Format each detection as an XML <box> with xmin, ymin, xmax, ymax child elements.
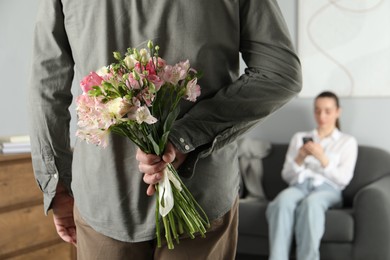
<box><xmin>146</xmin><ymin>59</ymin><xmax>157</xmax><ymax>75</ymax></box>
<box><xmin>80</xmin><ymin>72</ymin><xmax>103</xmax><ymax>93</ymax></box>
<box><xmin>155</xmin><ymin>57</ymin><xmax>167</xmax><ymax>69</ymax></box>
<box><xmin>126</xmin><ymin>73</ymin><xmax>143</xmax><ymax>90</ymax></box>
<box><xmin>134</xmin><ymin>62</ymin><xmax>143</xmax><ymax>74</ymax></box>
<box><xmin>147</xmin><ymin>74</ymin><xmax>164</xmax><ymax>91</ymax></box>
<box><xmin>185</xmin><ymin>78</ymin><xmax>201</xmax><ymax>102</ymax></box>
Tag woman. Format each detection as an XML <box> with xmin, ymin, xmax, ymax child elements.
<box><xmin>266</xmin><ymin>91</ymin><xmax>358</xmax><ymax>260</ymax></box>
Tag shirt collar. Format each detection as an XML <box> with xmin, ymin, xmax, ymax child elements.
<box><xmin>312</xmin><ymin>128</ymin><xmax>341</xmax><ymax>141</ymax></box>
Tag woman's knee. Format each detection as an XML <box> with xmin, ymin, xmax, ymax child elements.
<box><xmin>267</xmin><ymin>189</ymin><xmax>302</xmax><ymax>215</ymax></box>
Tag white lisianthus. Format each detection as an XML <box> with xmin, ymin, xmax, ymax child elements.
<box><xmin>124</xmin><ymin>54</ymin><xmax>137</xmax><ymax>70</ymax></box>
<box><xmin>96</xmin><ymin>66</ymin><xmax>110</xmax><ymax>77</ymax></box>
<box><xmin>139</xmin><ymin>48</ymin><xmax>150</xmax><ymax>64</ymax></box>
<box><xmin>106</xmin><ymin>97</ymin><xmax>133</xmax><ymax>118</ymax></box>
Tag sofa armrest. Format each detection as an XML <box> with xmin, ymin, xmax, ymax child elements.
<box><xmin>353</xmin><ymin>174</ymin><xmax>390</xmax><ymax>260</ymax></box>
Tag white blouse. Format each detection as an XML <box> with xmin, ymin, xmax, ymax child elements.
<box><xmin>281</xmin><ymin>129</ymin><xmax>358</xmax><ymax>190</ymax></box>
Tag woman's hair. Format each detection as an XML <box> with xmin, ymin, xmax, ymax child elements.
<box><xmin>315</xmin><ymin>91</ymin><xmax>341</xmax><ymax>129</ymax></box>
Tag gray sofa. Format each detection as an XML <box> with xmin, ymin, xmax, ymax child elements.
<box><xmin>237</xmin><ymin>142</ymin><xmax>390</xmax><ymax>260</ymax></box>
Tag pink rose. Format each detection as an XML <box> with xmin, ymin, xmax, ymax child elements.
<box><xmin>80</xmin><ymin>72</ymin><xmax>103</xmax><ymax>93</ymax></box>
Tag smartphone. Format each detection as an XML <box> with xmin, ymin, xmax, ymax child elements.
<box><xmin>302</xmin><ymin>137</ymin><xmax>313</xmax><ymax>144</ymax></box>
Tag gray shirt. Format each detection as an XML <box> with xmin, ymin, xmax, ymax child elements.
<box><xmin>29</xmin><ymin>0</ymin><xmax>302</xmax><ymax>242</ymax></box>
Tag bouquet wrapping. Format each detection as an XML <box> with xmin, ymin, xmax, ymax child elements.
<box><xmin>76</xmin><ymin>41</ymin><xmax>209</xmax><ymax>249</ymax></box>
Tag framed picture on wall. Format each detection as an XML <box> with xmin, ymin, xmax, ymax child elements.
<box><xmin>297</xmin><ymin>0</ymin><xmax>390</xmax><ymax>97</ymax></box>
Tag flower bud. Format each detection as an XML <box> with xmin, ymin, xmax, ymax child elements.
<box><xmin>113</xmin><ymin>51</ymin><xmax>122</xmax><ymax>61</ymax></box>
<box><xmin>147</xmin><ymin>40</ymin><xmax>153</xmax><ymax>50</ymax></box>
<box><xmin>133</xmin><ymin>70</ymin><xmax>140</xmax><ymax>81</ymax></box>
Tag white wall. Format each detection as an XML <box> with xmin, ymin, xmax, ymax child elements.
<box><xmin>0</xmin><ymin>0</ymin><xmax>39</xmax><ymax>136</ymax></box>
<box><xmin>1</xmin><ymin>0</ymin><xmax>389</xmax><ymax>153</ymax></box>
<box><xmin>245</xmin><ymin>0</ymin><xmax>390</xmax><ymax>153</ymax></box>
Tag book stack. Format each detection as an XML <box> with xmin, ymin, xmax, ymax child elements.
<box><xmin>0</xmin><ymin>135</ymin><xmax>31</xmax><ymax>154</ymax></box>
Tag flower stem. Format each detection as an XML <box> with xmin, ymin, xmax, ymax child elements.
<box><xmin>155</xmin><ymin>185</ymin><xmax>161</xmax><ymax>248</ymax></box>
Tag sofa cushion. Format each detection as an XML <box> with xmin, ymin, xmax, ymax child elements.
<box><xmin>239</xmin><ymin>199</ymin><xmax>269</xmax><ymax>237</ymax></box>
<box><xmin>239</xmin><ymin>199</ymin><xmax>354</xmax><ymax>242</ymax></box>
<box><xmin>343</xmin><ymin>146</ymin><xmax>390</xmax><ymax>206</ymax></box>
<box><xmin>323</xmin><ymin>209</ymin><xmax>354</xmax><ymax>242</ymax></box>
<box><xmin>261</xmin><ymin>144</ymin><xmax>289</xmax><ymax>200</ymax></box>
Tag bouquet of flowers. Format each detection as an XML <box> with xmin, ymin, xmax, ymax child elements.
<box><xmin>76</xmin><ymin>41</ymin><xmax>209</xmax><ymax>249</ymax></box>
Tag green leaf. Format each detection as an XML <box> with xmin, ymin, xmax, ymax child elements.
<box><xmin>88</xmin><ymin>85</ymin><xmax>102</xmax><ymax>96</ymax></box>
<box><xmin>147</xmin><ymin>133</ymin><xmax>160</xmax><ymax>155</ymax></box>
<box><xmin>159</xmin><ymin>131</ymin><xmax>170</xmax><ymax>152</ymax></box>
<box><xmin>164</xmin><ymin>106</ymin><xmax>180</xmax><ymax>134</ymax></box>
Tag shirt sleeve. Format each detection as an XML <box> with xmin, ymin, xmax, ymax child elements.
<box><xmin>281</xmin><ymin>133</ymin><xmax>306</xmax><ymax>185</ymax></box>
<box><xmin>28</xmin><ymin>0</ymin><xmax>74</xmax><ymax>214</ymax></box>
<box><xmin>169</xmin><ymin>0</ymin><xmax>302</xmax><ymax>157</ymax></box>
<box><xmin>321</xmin><ymin>137</ymin><xmax>358</xmax><ymax>188</ymax></box>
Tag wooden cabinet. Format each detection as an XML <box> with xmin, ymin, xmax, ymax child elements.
<box><xmin>0</xmin><ymin>153</ymin><xmax>76</xmax><ymax>259</ymax></box>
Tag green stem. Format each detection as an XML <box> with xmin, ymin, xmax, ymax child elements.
<box><xmin>162</xmin><ymin>215</ymin><xmax>174</xmax><ymax>249</ymax></box>
<box><xmin>168</xmin><ymin>211</ymin><xmax>179</xmax><ymax>244</ymax></box>
<box><xmin>155</xmin><ymin>185</ymin><xmax>161</xmax><ymax>248</ymax></box>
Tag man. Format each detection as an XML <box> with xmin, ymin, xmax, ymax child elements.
<box><xmin>29</xmin><ymin>0</ymin><xmax>301</xmax><ymax>259</ymax></box>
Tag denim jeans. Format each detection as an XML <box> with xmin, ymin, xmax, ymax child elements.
<box><xmin>266</xmin><ymin>179</ymin><xmax>342</xmax><ymax>260</ymax></box>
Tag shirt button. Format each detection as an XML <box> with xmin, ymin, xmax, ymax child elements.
<box><xmin>180</xmin><ymin>138</ymin><xmax>185</xmax><ymax>143</ymax></box>
<box><xmin>53</xmin><ymin>173</ymin><xmax>58</xmax><ymax>179</ymax></box>
<box><xmin>184</xmin><ymin>145</ymin><xmax>190</xmax><ymax>150</ymax></box>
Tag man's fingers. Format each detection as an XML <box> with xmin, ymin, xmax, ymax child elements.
<box><xmin>53</xmin><ymin>220</ymin><xmax>77</xmax><ymax>245</ymax></box>
<box><xmin>57</xmin><ymin>228</ymin><xmax>76</xmax><ymax>244</ymax></box>
<box><xmin>143</xmin><ymin>172</ymin><xmax>162</xmax><ymax>185</ymax></box>
<box><xmin>147</xmin><ymin>184</ymin><xmax>156</xmax><ymax>196</ymax></box>
<box><xmin>162</xmin><ymin>143</ymin><xmax>176</xmax><ymax>163</ymax></box>
<box><xmin>138</xmin><ymin>162</ymin><xmax>166</xmax><ymax>175</ymax></box>
<box><xmin>136</xmin><ymin>148</ymin><xmax>161</xmax><ymax>164</ymax></box>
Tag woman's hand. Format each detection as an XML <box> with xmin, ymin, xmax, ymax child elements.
<box><xmin>136</xmin><ymin>142</ymin><xmax>187</xmax><ymax>196</ymax></box>
<box><xmin>304</xmin><ymin>142</ymin><xmax>329</xmax><ymax>167</ymax></box>
<box><xmin>295</xmin><ymin>145</ymin><xmax>309</xmax><ymax>165</ymax></box>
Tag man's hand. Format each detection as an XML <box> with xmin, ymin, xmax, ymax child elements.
<box><xmin>52</xmin><ymin>184</ymin><xmax>77</xmax><ymax>246</ymax></box>
<box><xmin>136</xmin><ymin>142</ymin><xmax>187</xmax><ymax>196</ymax></box>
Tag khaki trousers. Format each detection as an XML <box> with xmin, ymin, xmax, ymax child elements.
<box><xmin>74</xmin><ymin>198</ymin><xmax>238</xmax><ymax>260</ymax></box>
